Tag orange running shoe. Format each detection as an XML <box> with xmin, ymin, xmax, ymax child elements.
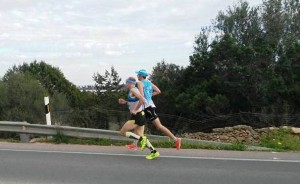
<box><xmin>175</xmin><ymin>138</ymin><xmax>181</xmax><ymax>150</ymax></box>
<box><xmin>125</xmin><ymin>144</ymin><xmax>138</xmax><ymax>151</ymax></box>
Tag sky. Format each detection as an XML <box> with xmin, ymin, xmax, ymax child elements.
<box><xmin>0</xmin><ymin>0</ymin><xmax>263</xmax><ymax>86</ymax></box>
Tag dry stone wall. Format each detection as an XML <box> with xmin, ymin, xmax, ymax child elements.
<box><xmin>183</xmin><ymin>125</ymin><xmax>300</xmax><ymax>144</ymax></box>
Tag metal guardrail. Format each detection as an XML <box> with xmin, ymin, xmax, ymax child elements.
<box><xmin>0</xmin><ymin>121</ymin><xmax>172</xmax><ymax>142</ymax></box>
<box><xmin>0</xmin><ymin>121</ymin><xmax>229</xmax><ymax>144</ymax></box>
<box><xmin>0</xmin><ymin>121</ymin><xmax>270</xmax><ymax>151</ymax></box>
<box><xmin>0</xmin><ymin>121</ymin><xmax>125</xmax><ymax>141</ymax></box>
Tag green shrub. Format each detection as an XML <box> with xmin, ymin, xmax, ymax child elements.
<box><xmin>260</xmin><ymin>128</ymin><xmax>300</xmax><ymax>151</ymax></box>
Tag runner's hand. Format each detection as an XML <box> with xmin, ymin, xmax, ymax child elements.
<box><xmin>131</xmin><ymin>109</ymin><xmax>137</xmax><ymax>115</ymax></box>
<box><xmin>118</xmin><ymin>98</ymin><xmax>127</xmax><ymax>105</ymax></box>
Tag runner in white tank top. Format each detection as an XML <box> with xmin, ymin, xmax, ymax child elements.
<box><xmin>118</xmin><ymin>77</ymin><xmax>160</xmax><ymax>159</ymax></box>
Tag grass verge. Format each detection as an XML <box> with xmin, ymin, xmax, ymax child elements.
<box><xmin>46</xmin><ymin>133</ymin><xmax>131</xmax><ymax>146</ymax></box>
<box><xmin>260</xmin><ymin>128</ymin><xmax>300</xmax><ymax>151</ymax></box>
<box><xmin>38</xmin><ymin>133</ymin><xmax>246</xmax><ymax>151</ymax></box>
<box><xmin>151</xmin><ymin>141</ymin><xmax>246</xmax><ymax>151</ymax></box>
<box><xmin>0</xmin><ymin>138</ymin><xmax>19</xmax><ymax>143</ymax></box>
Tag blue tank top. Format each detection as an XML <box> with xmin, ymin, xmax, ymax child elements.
<box><xmin>142</xmin><ymin>80</ymin><xmax>153</xmax><ymax>101</ymax></box>
<box><xmin>127</xmin><ymin>87</ymin><xmax>142</xmax><ymax>113</ymax></box>
<box><xmin>127</xmin><ymin>88</ymin><xmax>139</xmax><ymax>102</ymax></box>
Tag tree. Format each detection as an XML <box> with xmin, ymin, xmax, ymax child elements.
<box><xmin>0</xmin><ymin>81</ymin><xmax>7</xmax><ymax>120</ymax></box>
<box><xmin>4</xmin><ymin>61</ymin><xmax>82</xmax><ymax>107</ymax></box>
<box><xmin>150</xmin><ymin>61</ymin><xmax>184</xmax><ymax>115</ymax></box>
<box><xmin>187</xmin><ymin>0</ymin><xmax>300</xmax><ymax>112</ymax></box>
<box><xmin>0</xmin><ymin>72</ymin><xmax>47</xmax><ymax>123</ymax></box>
<box><xmin>93</xmin><ymin>66</ymin><xmax>123</xmax><ymax>109</ymax></box>
<box><xmin>164</xmin><ymin>0</ymin><xmax>300</xmax><ymax>131</ymax></box>
<box><xmin>93</xmin><ymin>66</ymin><xmax>125</xmax><ymax>129</ymax></box>
<box><xmin>93</xmin><ymin>66</ymin><xmax>122</xmax><ymax>95</ymax></box>
<box><xmin>0</xmin><ymin>71</ymin><xmax>73</xmax><ymax>125</ymax></box>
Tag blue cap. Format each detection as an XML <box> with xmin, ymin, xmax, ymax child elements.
<box><xmin>135</xmin><ymin>69</ymin><xmax>148</xmax><ymax>77</ymax></box>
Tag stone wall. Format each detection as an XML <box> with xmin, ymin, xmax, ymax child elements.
<box><xmin>182</xmin><ymin>125</ymin><xmax>300</xmax><ymax>144</ymax></box>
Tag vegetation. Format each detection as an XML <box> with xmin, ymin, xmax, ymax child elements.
<box><xmin>260</xmin><ymin>128</ymin><xmax>300</xmax><ymax>151</ymax></box>
<box><xmin>150</xmin><ymin>0</ymin><xmax>300</xmax><ymax>132</ymax></box>
<box><xmin>50</xmin><ymin>133</ymin><xmax>129</xmax><ymax>146</ymax></box>
<box><xmin>0</xmin><ymin>72</ymin><xmax>48</xmax><ymax>123</ymax></box>
<box><xmin>151</xmin><ymin>140</ymin><xmax>246</xmax><ymax>151</ymax></box>
<box><xmin>1</xmin><ymin>0</ymin><xmax>300</xmax><ymax>138</ymax></box>
<box><xmin>41</xmin><ymin>134</ymin><xmax>247</xmax><ymax>151</ymax></box>
<box><xmin>0</xmin><ymin>62</ymin><xmax>126</xmax><ymax>130</ymax></box>
<box><xmin>0</xmin><ymin>138</ymin><xmax>19</xmax><ymax>143</ymax></box>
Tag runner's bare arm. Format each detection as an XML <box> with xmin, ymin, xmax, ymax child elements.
<box><xmin>152</xmin><ymin>83</ymin><xmax>161</xmax><ymax>96</ymax></box>
<box><xmin>131</xmin><ymin>88</ymin><xmax>145</xmax><ymax>114</ymax></box>
<box><xmin>137</xmin><ymin>81</ymin><xmax>144</xmax><ymax>96</ymax></box>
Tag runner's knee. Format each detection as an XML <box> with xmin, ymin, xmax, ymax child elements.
<box><xmin>120</xmin><ymin>129</ymin><xmax>126</xmax><ymax>136</ymax></box>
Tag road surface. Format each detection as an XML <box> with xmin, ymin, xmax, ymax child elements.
<box><xmin>0</xmin><ymin>142</ymin><xmax>299</xmax><ymax>184</ymax></box>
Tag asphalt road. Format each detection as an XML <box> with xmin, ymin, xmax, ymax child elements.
<box><xmin>0</xmin><ymin>143</ymin><xmax>299</xmax><ymax>184</ymax></box>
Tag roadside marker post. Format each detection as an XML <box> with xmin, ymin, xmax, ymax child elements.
<box><xmin>44</xmin><ymin>96</ymin><xmax>52</xmax><ymax>126</ymax></box>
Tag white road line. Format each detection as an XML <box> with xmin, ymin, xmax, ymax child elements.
<box><xmin>0</xmin><ymin>148</ymin><xmax>300</xmax><ymax>163</ymax></box>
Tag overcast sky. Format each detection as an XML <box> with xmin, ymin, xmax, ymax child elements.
<box><xmin>0</xmin><ymin>0</ymin><xmax>262</xmax><ymax>85</ymax></box>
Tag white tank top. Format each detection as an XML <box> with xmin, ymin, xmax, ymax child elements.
<box><xmin>127</xmin><ymin>87</ymin><xmax>143</xmax><ymax>113</ymax></box>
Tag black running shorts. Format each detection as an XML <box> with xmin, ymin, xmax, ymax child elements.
<box><xmin>144</xmin><ymin>106</ymin><xmax>158</xmax><ymax>121</ymax></box>
<box><xmin>130</xmin><ymin>111</ymin><xmax>146</xmax><ymax>126</ymax></box>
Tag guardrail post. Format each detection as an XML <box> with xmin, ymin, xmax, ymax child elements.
<box><xmin>20</xmin><ymin>134</ymin><xmax>30</xmax><ymax>143</ymax></box>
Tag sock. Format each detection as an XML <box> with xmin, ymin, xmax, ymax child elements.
<box><xmin>125</xmin><ymin>132</ymin><xmax>140</xmax><ymax>140</ymax></box>
<box><xmin>146</xmin><ymin>139</ymin><xmax>155</xmax><ymax>152</ymax></box>
<box><xmin>132</xmin><ymin>140</ymin><xmax>138</xmax><ymax>146</ymax></box>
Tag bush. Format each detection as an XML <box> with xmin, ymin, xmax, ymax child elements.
<box><xmin>260</xmin><ymin>128</ymin><xmax>300</xmax><ymax>151</ymax></box>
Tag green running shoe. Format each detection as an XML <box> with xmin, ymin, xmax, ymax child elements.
<box><xmin>146</xmin><ymin>151</ymin><xmax>160</xmax><ymax>160</ymax></box>
<box><xmin>139</xmin><ymin>136</ymin><xmax>147</xmax><ymax>151</ymax></box>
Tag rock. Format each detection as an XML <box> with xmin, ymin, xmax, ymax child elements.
<box><xmin>229</xmin><ymin>137</ymin><xmax>237</xmax><ymax>142</ymax></box>
<box><xmin>280</xmin><ymin>126</ymin><xmax>291</xmax><ymax>129</ymax></box>
<box><xmin>182</xmin><ymin>125</ymin><xmax>300</xmax><ymax>144</ymax></box>
<box><xmin>219</xmin><ymin>135</ymin><xmax>229</xmax><ymax>140</ymax></box>
<box><xmin>245</xmin><ymin>130</ymin><xmax>252</xmax><ymax>135</ymax></box>
<box><xmin>233</xmin><ymin>125</ymin><xmax>252</xmax><ymax>130</ymax></box>
<box><xmin>212</xmin><ymin>128</ymin><xmax>223</xmax><ymax>133</ymax></box>
<box><xmin>236</xmin><ymin>137</ymin><xmax>245</xmax><ymax>142</ymax></box>
<box><xmin>224</xmin><ymin>127</ymin><xmax>234</xmax><ymax>132</ymax></box>
<box><xmin>291</xmin><ymin>127</ymin><xmax>300</xmax><ymax>134</ymax></box>
<box><xmin>253</xmin><ymin>134</ymin><xmax>260</xmax><ymax>139</ymax></box>
<box><xmin>269</xmin><ymin>127</ymin><xmax>279</xmax><ymax>131</ymax></box>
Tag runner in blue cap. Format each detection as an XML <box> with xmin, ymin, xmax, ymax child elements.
<box><xmin>118</xmin><ymin>77</ymin><xmax>160</xmax><ymax>160</ymax></box>
<box><xmin>127</xmin><ymin>69</ymin><xmax>181</xmax><ymax>150</ymax></box>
